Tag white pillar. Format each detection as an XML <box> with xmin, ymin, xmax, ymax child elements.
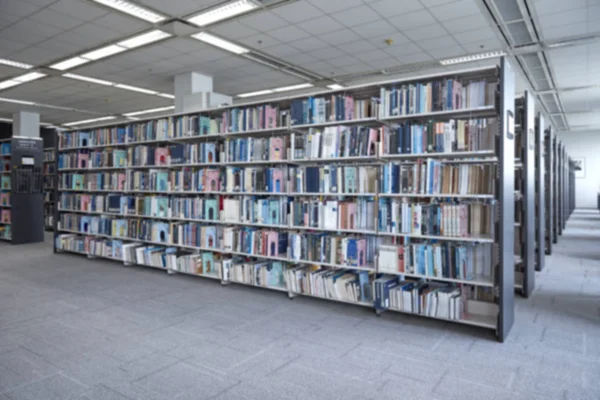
<box><xmin>12</xmin><ymin>111</ymin><xmax>40</xmax><ymax>138</ymax></box>
<box><xmin>174</xmin><ymin>72</ymin><xmax>233</xmax><ymax>114</ymax></box>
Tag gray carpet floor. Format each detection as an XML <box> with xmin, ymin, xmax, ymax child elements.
<box><xmin>1</xmin><ymin>210</ymin><xmax>600</xmax><ymax>400</ymax></box>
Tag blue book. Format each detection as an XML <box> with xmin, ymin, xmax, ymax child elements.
<box><xmin>78</xmin><ymin>132</ymin><xmax>90</xmax><ymax>147</ymax></box>
<box><xmin>346</xmin><ymin>239</ymin><xmax>358</xmax><ymax>266</ymax></box>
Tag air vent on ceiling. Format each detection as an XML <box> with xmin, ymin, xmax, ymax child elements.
<box><xmin>492</xmin><ymin>0</ymin><xmax>522</xmax><ymax>22</ymax></box>
<box><xmin>507</xmin><ymin>21</ymin><xmax>534</xmax><ymax>46</ymax></box>
<box><xmin>540</xmin><ymin>93</ymin><xmax>561</xmax><ymax>114</ymax></box>
<box><xmin>518</xmin><ymin>53</ymin><xmax>552</xmax><ymax>91</ymax></box>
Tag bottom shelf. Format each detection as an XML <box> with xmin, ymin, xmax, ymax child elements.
<box><xmin>54</xmin><ymin>247</ymin><xmax>498</xmax><ymax>333</ymax></box>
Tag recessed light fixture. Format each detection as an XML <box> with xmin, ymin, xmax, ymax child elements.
<box><xmin>327</xmin><ymin>84</ymin><xmax>344</xmax><ymax>90</ymax></box>
<box><xmin>191</xmin><ymin>32</ymin><xmax>249</xmax><ymax>54</ymax></box>
<box><xmin>50</xmin><ymin>57</ymin><xmax>90</xmax><ymax>71</ymax></box>
<box><xmin>157</xmin><ymin>93</ymin><xmax>175</xmax><ymax>99</ymax></box>
<box><xmin>0</xmin><ymin>97</ymin><xmax>35</xmax><ymax>105</ymax></box>
<box><xmin>118</xmin><ymin>30</ymin><xmax>172</xmax><ymax>49</ymax></box>
<box><xmin>81</xmin><ymin>45</ymin><xmax>127</xmax><ymax>61</ymax></box>
<box><xmin>14</xmin><ymin>72</ymin><xmax>46</xmax><ymax>83</ymax></box>
<box><xmin>63</xmin><ymin>73</ymin><xmax>114</xmax><ymax>86</ymax></box>
<box><xmin>0</xmin><ymin>80</ymin><xmax>21</xmax><ymax>90</ymax></box>
<box><xmin>187</xmin><ymin>0</ymin><xmax>258</xmax><ymax>27</ymax></box>
<box><xmin>273</xmin><ymin>83</ymin><xmax>314</xmax><ymax>92</ymax></box>
<box><xmin>237</xmin><ymin>89</ymin><xmax>275</xmax><ymax>98</ymax></box>
<box><xmin>440</xmin><ymin>51</ymin><xmax>506</xmax><ymax>65</ymax></box>
<box><xmin>63</xmin><ymin>116</ymin><xmax>117</xmax><ymax>127</ymax></box>
<box><xmin>123</xmin><ymin>105</ymin><xmax>175</xmax><ymax>116</ymax></box>
<box><xmin>91</xmin><ymin>0</ymin><xmax>166</xmax><ymax>23</ymax></box>
<box><xmin>0</xmin><ymin>59</ymin><xmax>33</xmax><ymax>69</ymax></box>
<box><xmin>114</xmin><ymin>84</ymin><xmax>158</xmax><ymax>95</ymax></box>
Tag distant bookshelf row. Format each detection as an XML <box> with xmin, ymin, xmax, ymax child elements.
<box><xmin>0</xmin><ymin>141</ymin><xmax>10</xmax><ymax>241</ymax></box>
<box><xmin>55</xmin><ymin>232</ymin><xmax>496</xmax><ymax>327</ymax></box>
<box><xmin>44</xmin><ymin>148</ymin><xmax>56</xmax><ymax>230</ymax></box>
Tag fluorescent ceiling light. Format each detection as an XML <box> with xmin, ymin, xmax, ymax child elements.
<box><xmin>114</xmin><ymin>84</ymin><xmax>157</xmax><ymax>95</ymax></box>
<box><xmin>191</xmin><ymin>32</ymin><xmax>248</xmax><ymax>54</ymax></box>
<box><xmin>50</xmin><ymin>57</ymin><xmax>90</xmax><ymax>71</ymax></box>
<box><xmin>63</xmin><ymin>116</ymin><xmax>116</xmax><ymax>126</ymax></box>
<box><xmin>0</xmin><ymin>97</ymin><xmax>35</xmax><ymax>105</ymax></box>
<box><xmin>118</xmin><ymin>30</ymin><xmax>172</xmax><ymax>49</ymax></box>
<box><xmin>81</xmin><ymin>45</ymin><xmax>126</xmax><ymax>61</ymax></box>
<box><xmin>273</xmin><ymin>83</ymin><xmax>314</xmax><ymax>92</ymax></box>
<box><xmin>63</xmin><ymin>73</ymin><xmax>114</xmax><ymax>86</ymax></box>
<box><xmin>0</xmin><ymin>118</ymin><xmax>11</xmax><ymax>122</ymax></box>
<box><xmin>0</xmin><ymin>80</ymin><xmax>21</xmax><ymax>90</ymax></box>
<box><xmin>327</xmin><ymin>84</ymin><xmax>344</xmax><ymax>90</ymax></box>
<box><xmin>440</xmin><ymin>51</ymin><xmax>506</xmax><ymax>65</ymax></box>
<box><xmin>157</xmin><ymin>93</ymin><xmax>175</xmax><ymax>99</ymax></box>
<box><xmin>0</xmin><ymin>59</ymin><xmax>33</xmax><ymax>69</ymax></box>
<box><xmin>91</xmin><ymin>0</ymin><xmax>166</xmax><ymax>23</ymax></box>
<box><xmin>14</xmin><ymin>72</ymin><xmax>46</xmax><ymax>83</ymax></box>
<box><xmin>237</xmin><ymin>89</ymin><xmax>274</xmax><ymax>98</ymax></box>
<box><xmin>188</xmin><ymin>0</ymin><xmax>258</xmax><ymax>27</ymax></box>
<box><xmin>123</xmin><ymin>105</ymin><xmax>175</xmax><ymax>116</ymax></box>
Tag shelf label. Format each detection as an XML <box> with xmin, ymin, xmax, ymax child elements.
<box><xmin>506</xmin><ymin>111</ymin><xmax>514</xmax><ymax>140</ymax></box>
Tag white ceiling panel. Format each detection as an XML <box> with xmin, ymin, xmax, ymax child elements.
<box><xmin>297</xmin><ymin>16</ymin><xmax>345</xmax><ymax>35</ymax></box>
<box><xmin>319</xmin><ymin>29</ymin><xmax>362</xmax><ymax>46</ymax></box>
<box><xmin>387</xmin><ymin>10</ymin><xmax>437</xmax><ymax>31</ymax></box>
<box><xmin>289</xmin><ymin>37</ymin><xmax>331</xmax><ymax>52</ymax></box>
<box><xmin>533</xmin><ymin>0</ymin><xmax>587</xmax><ymax>16</ymax></box>
<box><xmin>237</xmin><ymin>11</ymin><xmax>289</xmax><ymax>32</ymax></box>
<box><xmin>442</xmin><ymin>13</ymin><xmax>491</xmax><ymax>34</ymax></box>
<box><xmin>266</xmin><ymin>25</ymin><xmax>311</xmax><ymax>43</ymax></box>
<box><xmin>369</xmin><ymin>0</ymin><xmax>424</xmax><ymax>17</ymax></box>
<box><xmin>428</xmin><ymin>0</ymin><xmax>480</xmax><ymax>21</ymax></box>
<box><xmin>90</xmin><ymin>13</ymin><xmax>149</xmax><ymax>35</ymax></box>
<box><xmin>0</xmin><ymin>38</ymin><xmax>29</xmax><ymax>57</ymax></box>
<box><xmin>331</xmin><ymin>5</ymin><xmax>381</xmax><ymax>27</ymax></box>
<box><xmin>427</xmin><ymin>45</ymin><xmax>466</xmax><ymax>59</ymax></box>
<box><xmin>0</xmin><ymin>0</ymin><xmax>45</xmax><ymax>17</ymax></box>
<box><xmin>49</xmin><ymin>0</ymin><xmax>109</xmax><ymax>21</ymax></box>
<box><xmin>351</xmin><ymin>19</ymin><xmax>397</xmax><ymax>39</ymax></box>
<box><xmin>7</xmin><ymin>46</ymin><xmax>59</xmax><ymax>65</ymax></box>
<box><xmin>308</xmin><ymin>0</ymin><xmax>363</xmax><ymax>14</ymax></box>
<box><xmin>29</xmin><ymin>8</ymin><xmax>87</xmax><ymax>30</ymax></box>
<box><xmin>210</xmin><ymin>21</ymin><xmax>259</xmax><ymax>40</ymax></box>
<box><xmin>271</xmin><ymin>1</ymin><xmax>322</xmax><ymax>23</ymax></box>
<box><xmin>404</xmin><ymin>24</ymin><xmax>448</xmax><ymax>41</ymax></box>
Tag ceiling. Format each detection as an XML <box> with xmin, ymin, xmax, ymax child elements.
<box><xmin>0</xmin><ymin>0</ymin><xmax>596</xmax><ymax>131</ymax></box>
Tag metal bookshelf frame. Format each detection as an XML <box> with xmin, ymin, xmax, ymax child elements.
<box><xmin>53</xmin><ymin>61</ymin><xmax>516</xmax><ymax>341</ymax></box>
<box><xmin>535</xmin><ymin>113</ymin><xmax>545</xmax><ymax>271</ymax></box>
<box><xmin>545</xmin><ymin>126</ymin><xmax>554</xmax><ymax>254</ymax></box>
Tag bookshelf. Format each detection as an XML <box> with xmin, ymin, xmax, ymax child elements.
<box><xmin>0</xmin><ymin>139</ymin><xmax>11</xmax><ymax>241</ymax></box>
<box><xmin>544</xmin><ymin>127</ymin><xmax>554</xmax><ymax>255</ymax></box>
<box><xmin>534</xmin><ymin>113</ymin><xmax>545</xmax><ymax>272</ymax></box>
<box><xmin>513</xmin><ymin>92</ymin><xmax>535</xmax><ymax>297</ymax></box>
<box><xmin>53</xmin><ymin>60</ymin><xmax>517</xmax><ymax>341</ymax></box>
<box><xmin>568</xmin><ymin>158</ymin><xmax>575</xmax><ymax>218</ymax></box>
<box><xmin>44</xmin><ymin>147</ymin><xmax>56</xmax><ymax>231</ymax></box>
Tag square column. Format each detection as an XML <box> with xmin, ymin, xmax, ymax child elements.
<box><xmin>174</xmin><ymin>72</ymin><xmax>232</xmax><ymax>114</ymax></box>
<box><xmin>12</xmin><ymin>111</ymin><xmax>40</xmax><ymax>138</ymax></box>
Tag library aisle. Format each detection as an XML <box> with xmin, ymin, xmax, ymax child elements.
<box><xmin>0</xmin><ymin>213</ymin><xmax>599</xmax><ymax>400</ymax></box>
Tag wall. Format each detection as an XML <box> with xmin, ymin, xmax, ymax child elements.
<box><xmin>557</xmin><ymin>130</ymin><xmax>600</xmax><ymax>209</ymax></box>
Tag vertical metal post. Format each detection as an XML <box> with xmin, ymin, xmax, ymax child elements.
<box><xmin>535</xmin><ymin>114</ymin><xmax>545</xmax><ymax>271</ymax></box>
<box><xmin>522</xmin><ymin>91</ymin><xmax>535</xmax><ymax>297</ymax></box>
<box><xmin>552</xmin><ymin>135</ymin><xmax>558</xmax><ymax>244</ymax></box>
<box><xmin>498</xmin><ymin>57</ymin><xmax>515</xmax><ymax>342</ymax></box>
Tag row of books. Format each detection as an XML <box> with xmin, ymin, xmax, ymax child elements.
<box><xmin>1</xmin><ymin>143</ymin><xmax>10</xmax><ymax>155</ymax></box>
<box><xmin>380</xmin><ymin>161</ymin><xmax>496</xmax><ymax>195</ymax></box>
<box><xmin>380</xmin><ymin>119</ymin><xmax>497</xmax><ymax>155</ymax></box>
<box><xmin>285</xmin><ymin>266</ymin><xmax>373</xmax><ymax>303</ymax></box>
<box><xmin>377</xmin><ymin>200</ymin><xmax>493</xmax><ymax>238</ymax></box>
<box><xmin>374</xmin><ymin>277</ymin><xmax>464</xmax><ymax>320</ymax></box>
<box><xmin>0</xmin><ymin>193</ymin><xmax>9</xmax><ymax>206</ymax></box>
<box><xmin>0</xmin><ymin>225</ymin><xmax>11</xmax><ymax>240</ymax></box>
<box><xmin>1</xmin><ymin>209</ymin><xmax>10</xmax><ymax>223</ymax></box>
<box><xmin>290</xmin><ymin>127</ymin><xmax>378</xmax><ymax>160</ymax></box>
<box><xmin>127</xmin><ymin>168</ymin><xmax>219</xmax><ymax>192</ymax></box>
<box><xmin>290</xmin><ymin>94</ymin><xmax>379</xmax><ymax>126</ymax></box>
<box><xmin>289</xmin><ymin>165</ymin><xmax>378</xmax><ymax>194</ymax></box>
<box><xmin>288</xmin><ymin>233</ymin><xmax>378</xmax><ymax>268</ymax></box>
<box><xmin>224</xmin><ymin>137</ymin><xmax>286</xmax><ymax>162</ymax></box>
<box><xmin>44</xmin><ymin>150</ymin><xmax>55</xmax><ymax>162</ymax></box>
<box><xmin>289</xmin><ymin>198</ymin><xmax>376</xmax><ymax>232</ymax></box>
<box><xmin>1</xmin><ymin>176</ymin><xmax>10</xmax><ymax>190</ymax></box>
<box><xmin>58</xmin><ymin>149</ymin><xmax>127</xmax><ymax>169</ymax></box>
<box><xmin>60</xmin><ymin>172</ymin><xmax>126</xmax><ymax>191</ymax></box>
<box><xmin>378</xmin><ymin>79</ymin><xmax>495</xmax><ymax>118</ymax></box>
<box><xmin>59</xmin><ymin>127</ymin><xmax>128</xmax><ymax>149</ymax></box>
<box><xmin>227</xmin><ymin>259</ymin><xmax>286</xmax><ymax>289</ymax></box>
<box><xmin>378</xmin><ymin>242</ymin><xmax>494</xmax><ymax>281</ymax></box>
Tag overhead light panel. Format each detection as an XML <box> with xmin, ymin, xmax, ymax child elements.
<box><xmin>123</xmin><ymin>105</ymin><xmax>175</xmax><ymax>116</ymax></box>
<box><xmin>273</xmin><ymin>83</ymin><xmax>314</xmax><ymax>92</ymax></box>
<box><xmin>81</xmin><ymin>45</ymin><xmax>127</xmax><ymax>61</ymax></box>
<box><xmin>237</xmin><ymin>89</ymin><xmax>274</xmax><ymax>98</ymax></box>
<box><xmin>156</xmin><ymin>93</ymin><xmax>175</xmax><ymax>99</ymax></box>
<box><xmin>63</xmin><ymin>73</ymin><xmax>114</xmax><ymax>86</ymax></box>
<box><xmin>0</xmin><ymin>59</ymin><xmax>33</xmax><ymax>69</ymax></box>
<box><xmin>440</xmin><ymin>51</ymin><xmax>506</xmax><ymax>65</ymax></box>
<box><xmin>191</xmin><ymin>32</ymin><xmax>248</xmax><ymax>54</ymax></box>
<box><xmin>187</xmin><ymin>0</ymin><xmax>258</xmax><ymax>27</ymax></box>
<box><xmin>91</xmin><ymin>0</ymin><xmax>166</xmax><ymax>23</ymax></box>
<box><xmin>0</xmin><ymin>80</ymin><xmax>21</xmax><ymax>90</ymax></box>
<box><xmin>114</xmin><ymin>84</ymin><xmax>157</xmax><ymax>95</ymax></box>
<box><xmin>118</xmin><ymin>30</ymin><xmax>172</xmax><ymax>49</ymax></box>
<box><xmin>0</xmin><ymin>97</ymin><xmax>35</xmax><ymax>105</ymax></box>
<box><xmin>14</xmin><ymin>72</ymin><xmax>46</xmax><ymax>83</ymax></box>
<box><xmin>63</xmin><ymin>116</ymin><xmax>116</xmax><ymax>127</ymax></box>
<box><xmin>50</xmin><ymin>57</ymin><xmax>90</xmax><ymax>71</ymax></box>
<box><xmin>328</xmin><ymin>84</ymin><xmax>344</xmax><ymax>90</ymax></box>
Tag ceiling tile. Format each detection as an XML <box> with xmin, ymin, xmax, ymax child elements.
<box><xmin>50</xmin><ymin>0</ymin><xmax>109</xmax><ymax>21</ymax></box>
<box><xmin>297</xmin><ymin>15</ymin><xmax>345</xmax><ymax>35</ymax></box>
<box><xmin>308</xmin><ymin>46</ymin><xmax>347</xmax><ymax>60</ymax></box>
<box><xmin>261</xmin><ymin>44</ymin><xmax>298</xmax><ymax>58</ymax></box>
<box><xmin>387</xmin><ymin>10</ymin><xmax>437</xmax><ymax>31</ymax></box>
<box><xmin>366</xmin><ymin>57</ymin><xmax>403</xmax><ymax>70</ymax></box>
<box><xmin>331</xmin><ymin>5</ymin><xmax>381</xmax><ymax>27</ymax></box>
<box><xmin>384</xmin><ymin>42</ymin><xmax>422</xmax><ymax>58</ymax></box>
<box><xmin>137</xmin><ymin>0</ymin><xmax>209</xmax><ymax>17</ymax></box>
<box><xmin>289</xmin><ymin>36</ymin><xmax>329</xmax><ymax>52</ymax></box>
<box><xmin>238</xmin><ymin>33</ymin><xmax>280</xmax><ymax>49</ymax></box>
<box><xmin>428</xmin><ymin>0</ymin><xmax>480</xmax><ymax>21</ymax></box>
<box><xmin>28</xmin><ymin>8</ymin><xmax>86</xmax><ymax>30</ymax></box>
<box><xmin>266</xmin><ymin>25</ymin><xmax>311</xmax><ymax>43</ymax></box>
<box><xmin>237</xmin><ymin>11</ymin><xmax>289</xmax><ymax>32</ymax></box>
<box><xmin>399</xmin><ymin>52</ymin><xmax>434</xmax><ymax>64</ymax></box>
<box><xmin>404</xmin><ymin>24</ymin><xmax>448</xmax><ymax>41</ymax></box>
<box><xmin>427</xmin><ymin>45</ymin><xmax>466</xmax><ymax>59</ymax></box>
<box><xmin>418</xmin><ymin>35</ymin><xmax>459</xmax><ymax>51</ymax></box>
<box><xmin>0</xmin><ymin>38</ymin><xmax>29</xmax><ymax>55</ymax></box>
<box><xmin>351</xmin><ymin>19</ymin><xmax>397</xmax><ymax>39</ymax></box>
<box><xmin>91</xmin><ymin>13</ymin><xmax>149</xmax><ymax>34</ymax></box>
<box><xmin>367</xmin><ymin>32</ymin><xmax>411</xmax><ymax>49</ymax></box>
<box><xmin>8</xmin><ymin>46</ymin><xmax>58</xmax><ymax>65</ymax></box>
<box><xmin>419</xmin><ymin>0</ymin><xmax>456</xmax><ymax>6</ymax></box>
<box><xmin>532</xmin><ymin>0</ymin><xmax>587</xmax><ymax>16</ymax></box>
<box><xmin>328</xmin><ymin>55</ymin><xmax>362</xmax><ymax>67</ymax></box>
<box><xmin>271</xmin><ymin>1</ymin><xmax>322</xmax><ymax>24</ymax></box>
<box><xmin>309</xmin><ymin>0</ymin><xmax>363</xmax><ymax>13</ymax></box>
<box><xmin>369</xmin><ymin>0</ymin><xmax>424</xmax><ymax>17</ymax></box>
<box><xmin>211</xmin><ymin>20</ymin><xmax>259</xmax><ymax>40</ymax></box>
<box><xmin>442</xmin><ymin>14</ymin><xmax>489</xmax><ymax>34</ymax></box>
<box><xmin>320</xmin><ymin>29</ymin><xmax>362</xmax><ymax>46</ymax></box>
<box><xmin>10</xmin><ymin>19</ymin><xmax>63</xmax><ymax>39</ymax></box>
<box><xmin>355</xmin><ymin>49</ymin><xmax>394</xmax><ymax>62</ymax></box>
<box><xmin>462</xmin><ymin>38</ymin><xmax>503</xmax><ymax>53</ymax></box>
<box><xmin>0</xmin><ymin>0</ymin><xmax>43</xmax><ymax>17</ymax></box>
<box><xmin>338</xmin><ymin>40</ymin><xmax>379</xmax><ymax>54</ymax></box>
<box><xmin>453</xmin><ymin>27</ymin><xmax>496</xmax><ymax>44</ymax></box>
